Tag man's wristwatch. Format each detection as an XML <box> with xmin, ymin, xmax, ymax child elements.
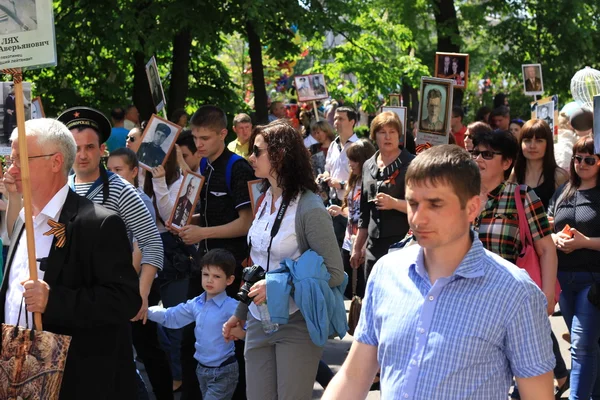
<box><xmin>339</xmin><ymin>180</ymin><xmax>346</xmax><ymax>189</ymax></box>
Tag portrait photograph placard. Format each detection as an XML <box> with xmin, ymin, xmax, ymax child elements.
<box><xmin>435</xmin><ymin>52</ymin><xmax>469</xmax><ymax>90</ymax></box>
<box><xmin>0</xmin><ymin>0</ymin><xmax>57</xmax><ymax>70</ymax></box>
<box><xmin>523</xmin><ymin>63</ymin><xmax>544</xmax><ymax>96</ymax></box>
<box><xmin>381</xmin><ymin>106</ymin><xmax>407</xmax><ymax>145</ymax></box>
<box><xmin>594</xmin><ymin>95</ymin><xmax>600</xmax><ymax>155</ymax></box>
<box><xmin>416</xmin><ymin>77</ymin><xmax>454</xmax><ymax>146</ymax></box>
<box><xmin>388</xmin><ymin>94</ymin><xmax>401</xmax><ymax>107</ymax></box>
<box><xmin>137</xmin><ymin>114</ymin><xmax>181</xmax><ymax>170</ymax></box>
<box><xmin>531</xmin><ymin>95</ymin><xmax>558</xmax><ymax>140</ymax></box>
<box><xmin>146</xmin><ymin>56</ymin><xmax>166</xmax><ymax>113</ymax></box>
<box><xmin>248</xmin><ymin>179</ymin><xmax>263</xmax><ymax>213</ymax></box>
<box><xmin>31</xmin><ymin>96</ymin><xmax>44</xmax><ymax>119</ymax></box>
<box><xmin>167</xmin><ymin>171</ymin><xmax>205</xmax><ymax>231</ymax></box>
<box><xmin>294</xmin><ymin>73</ymin><xmax>328</xmax><ymax>103</ymax></box>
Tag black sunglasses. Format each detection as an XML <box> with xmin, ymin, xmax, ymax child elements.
<box><xmin>252</xmin><ymin>145</ymin><xmax>267</xmax><ymax>158</ymax></box>
<box><xmin>572</xmin><ymin>155</ymin><xmax>598</xmax><ymax>166</ymax></box>
<box><xmin>471</xmin><ymin>150</ymin><xmax>502</xmax><ymax>160</ymax></box>
<box><xmin>127</xmin><ymin>136</ymin><xmax>136</xmax><ymax>143</ymax></box>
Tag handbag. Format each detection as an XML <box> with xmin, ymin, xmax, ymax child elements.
<box><xmin>347</xmin><ymin>268</ymin><xmax>362</xmax><ymax>336</ymax></box>
<box><xmin>514</xmin><ymin>185</ymin><xmax>561</xmax><ymax>302</ymax></box>
<box><xmin>0</xmin><ymin>299</ymin><xmax>72</xmax><ymax>400</ymax></box>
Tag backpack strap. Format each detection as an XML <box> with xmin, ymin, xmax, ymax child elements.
<box><xmin>225</xmin><ymin>153</ymin><xmax>243</xmax><ymax>193</ymax></box>
<box><xmin>199</xmin><ymin>158</ymin><xmax>208</xmax><ymax>175</ymax></box>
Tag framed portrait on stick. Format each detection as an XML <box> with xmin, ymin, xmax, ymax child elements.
<box><xmin>416</xmin><ymin>77</ymin><xmax>454</xmax><ymax>146</ymax></box>
<box><xmin>381</xmin><ymin>106</ymin><xmax>407</xmax><ymax>146</ymax></box>
<box><xmin>31</xmin><ymin>97</ymin><xmax>45</xmax><ymax>119</ymax></box>
<box><xmin>248</xmin><ymin>179</ymin><xmax>263</xmax><ymax>213</ymax></box>
<box><xmin>167</xmin><ymin>171</ymin><xmax>205</xmax><ymax>231</ymax></box>
<box><xmin>435</xmin><ymin>52</ymin><xmax>469</xmax><ymax>90</ymax></box>
<box><xmin>522</xmin><ymin>64</ymin><xmax>544</xmax><ymax>96</ymax></box>
<box><xmin>145</xmin><ymin>56</ymin><xmax>167</xmax><ymax>113</ymax></box>
<box><xmin>137</xmin><ymin>114</ymin><xmax>182</xmax><ymax>170</ymax></box>
<box><xmin>388</xmin><ymin>94</ymin><xmax>401</xmax><ymax>107</ymax></box>
<box><xmin>294</xmin><ymin>73</ymin><xmax>328</xmax><ymax>103</ymax></box>
<box><xmin>531</xmin><ymin>95</ymin><xmax>558</xmax><ymax>140</ymax></box>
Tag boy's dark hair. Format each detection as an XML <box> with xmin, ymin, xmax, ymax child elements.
<box><xmin>406</xmin><ymin>145</ymin><xmax>480</xmax><ymax>208</ymax></box>
<box><xmin>190</xmin><ymin>105</ymin><xmax>227</xmax><ymax>132</ymax></box>
<box><xmin>335</xmin><ymin>106</ymin><xmax>358</xmax><ymax>125</ymax></box>
<box><xmin>111</xmin><ymin>107</ymin><xmax>125</xmax><ymax>122</ymax></box>
<box><xmin>176</xmin><ymin>129</ymin><xmax>197</xmax><ymax>153</ymax></box>
<box><xmin>200</xmin><ymin>249</ymin><xmax>236</xmax><ymax>277</ymax></box>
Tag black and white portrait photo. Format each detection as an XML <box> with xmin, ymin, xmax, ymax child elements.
<box><xmin>137</xmin><ymin>114</ymin><xmax>181</xmax><ymax>170</ymax></box>
<box><xmin>169</xmin><ymin>172</ymin><xmax>204</xmax><ymax>229</ymax></box>
<box><xmin>145</xmin><ymin>56</ymin><xmax>166</xmax><ymax>112</ymax></box>
<box><xmin>435</xmin><ymin>52</ymin><xmax>469</xmax><ymax>89</ymax></box>
<box><xmin>416</xmin><ymin>77</ymin><xmax>454</xmax><ymax>146</ymax></box>
<box><xmin>295</xmin><ymin>73</ymin><xmax>328</xmax><ymax>102</ymax></box>
<box><xmin>523</xmin><ymin>64</ymin><xmax>544</xmax><ymax>96</ymax></box>
<box><xmin>531</xmin><ymin>96</ymin><xmax>556</xmax><ymax>134</ymax></box>
<box><xmin>0</xmin><ymin>0</ymin><xmax>38</xmax><ymax>34</ymax></box>
<box><xmin>0</xmin><ymin>81</ymin><xmax>31</xmax><ymax>144</ymax></box>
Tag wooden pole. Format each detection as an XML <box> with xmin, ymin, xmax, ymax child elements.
<box><xmin>312</xmin><ymin>101</ymin><xmax>320</xmax><ymax>121</ymax></box>
<box><xmin>10</xmin><ymin>68</ymin><xmax>42</xmax><ymax>330</ymax></box>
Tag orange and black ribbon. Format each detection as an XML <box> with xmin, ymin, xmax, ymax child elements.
<box><xmin>44</xmin><ymin>219</ymin><xmax>66</xmax><ymax>248</ymax></box>
<box><xmin>415</xmin><ymin>142</ymin><xmax>432</xmax><ymax>154</ymax></box>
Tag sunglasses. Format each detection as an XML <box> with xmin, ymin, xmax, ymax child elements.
<box><xmin>572</xmin><ymin>155</ymin><xmax>598</xmax><ymax>166</ymax></box>
<box><xmin>471</xmin><ymin>150</ymin><xmax>502</xmax><ymax>160</ymax></box>
<box><xmin>127</xmin><ymin>136</ymin><xmax>136</xmax><ymax>143</ymax></box>
<box><xmin>252</xmin><ymin>145</ymin><xmax>268</xmax><ymax>158</ymax></box>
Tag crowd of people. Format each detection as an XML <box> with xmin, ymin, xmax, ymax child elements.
<box><xmin>0</xmin><ymin>94</ymin><xmax>598</xmax><ymax>400</ymax></box>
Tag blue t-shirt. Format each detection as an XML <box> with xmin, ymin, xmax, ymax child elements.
<box><xmin>106</xmin><ymin>127</ymin><xmax>130</xmax><ymax>152</ymax></box>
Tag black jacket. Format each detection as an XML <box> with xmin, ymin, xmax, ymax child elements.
<box><xmin>0</xmin><ymin>189</ymin><xmax>141</xmax><ymax>399</ymax></box>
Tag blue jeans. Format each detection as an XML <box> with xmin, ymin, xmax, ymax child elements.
<box><xmin>196</xmin><ymin>361</ymin><xmax>238</xmax><ymax>400</ymax></box>
<box><xmin>558</xmin><ymin>271</ymin><xmax>600</xmax><ymax>399</ymax></box>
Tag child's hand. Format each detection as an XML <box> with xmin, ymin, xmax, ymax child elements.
<box><xmin>229</xmin><ymin>324</ymin><xmax>246</xmax><ymax>340</ymax></box>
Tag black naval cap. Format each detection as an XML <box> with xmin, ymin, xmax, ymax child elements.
<box><xmin>155</xmin><ymin>122</ymin><xmax>171</xmax><ymax>136</ymax></box>
<box><xmin>57</xmin><ymin>106</ymin><xmax>112</xmax><ymax>144</ymax></box>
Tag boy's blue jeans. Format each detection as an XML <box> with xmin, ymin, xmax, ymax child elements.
<box><xmin>196</xmin><ymin>360</ymin><xmax>238</xmax><ymax>400</ymax></box>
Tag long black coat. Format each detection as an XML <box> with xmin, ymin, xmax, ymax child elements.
<box><xmin>0</xmin><ymin>189</ymin><xmax>142</xmax><ymax>399</ymax></box>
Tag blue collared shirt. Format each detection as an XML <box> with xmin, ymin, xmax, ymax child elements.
<box><xmin>355</xmin><ymin>233</ymin><xmax>554</xmax><ymax>399</ymax></box>
<box><xmin>148</xmin><ymin>291</ymin><xmax>238</xmax><ymax>366</ymax></box>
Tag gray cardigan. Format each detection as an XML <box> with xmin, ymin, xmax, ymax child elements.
<box><xmin>234</xmin><ymin>190</ymin><xmax>345</xmax><ymax>319</ymax></box>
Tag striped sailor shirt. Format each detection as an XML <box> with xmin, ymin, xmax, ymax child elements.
<box><xmin>70</xmin><ymin>172</ymin><xmax>163</xmax><ymax>270</ymax></box>
<box><xmin>355</xmin><ymin>232</ymin><xmax>554</xmax><ymax>399</ymax></box>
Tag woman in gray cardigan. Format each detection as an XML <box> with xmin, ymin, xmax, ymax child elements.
<box><xmin>223</xmin><ymin>120</ymin><xmax>344</xmax><ymax>399</ymax></box>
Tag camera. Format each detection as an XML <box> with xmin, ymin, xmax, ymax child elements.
<box><xmin>237</xmin><ymin>265</ymin><xmax>266</xmax><ymax>305</ymax></box>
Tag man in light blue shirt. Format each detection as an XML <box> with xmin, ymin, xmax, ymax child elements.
<box><xmin>324</xmin><ymin>145</ymin><xmax>555</xmax><ymax>400</ymax></box>
<box><xmin>148</xmin><ymin>249</ymin><xmax>244</xmax><ymax>400</ymax></box>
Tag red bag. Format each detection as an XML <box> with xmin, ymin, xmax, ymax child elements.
<box><xmin>514</xmin><ymin>185</ymin><xmax>561</xmax><ymax>302</ymax></box>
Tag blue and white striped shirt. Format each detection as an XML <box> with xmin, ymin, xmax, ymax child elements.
<box><xmin>355</xmin><ymin>233</ymin><xmax>554</xmax><ymax>400</ymax></box>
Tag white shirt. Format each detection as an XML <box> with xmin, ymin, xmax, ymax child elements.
<box><xmin>152</xmin><ymin>174</ymin><xmax>183</xmax><ymax>233</ymax></box>
<box><xmin>5</xmin><ymin>184</ymin><xmax>70</xmax><ymax>328</ymax></box>
<box><xmin>325</xmin><ymin>133</ymin><xmax>358</xmax><ymax>200</ymax></box>
<box><xmin>303</xmin><ymin>135</ymin><xmax>318</xmax><ymax>148</ymax></box>
<box><xmin>248</xmin><ymin>189</ymin><xmax>301</xmax><ymax>320</ymax></box>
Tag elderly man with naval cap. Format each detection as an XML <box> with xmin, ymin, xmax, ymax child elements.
<box><xmin>0</xmin><ymin>118</ymin><xmax>142</xmax><ymax>399</ymax></box>
<box><xmin>137</xmin><ymin>122</ymin><xmax>171</xmax><ymax>168</ymax></box>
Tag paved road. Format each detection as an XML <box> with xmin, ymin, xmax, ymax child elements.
<box><xmin>141</xmin><ymin>303</ymin><xmax>572</xmax><ymax>399</ymax></box>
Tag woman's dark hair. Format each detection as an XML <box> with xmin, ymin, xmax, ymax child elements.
<box><xmin>170</xmin><ymin>108</ymin><xmax>188</xmax><ymax>124</ymax></box>
<box><xmin>344</xmin><ymin>139</ymin><xmax>376</xmax><ymax>209</ymax></box>
<box><xmin>108</xmin><ymin>147</ymin><xmax>140</xmax><ymax>187</ymax></box>
<box><xmin>559</xmin><ymin>136</ymin><xmax>600</xmax><ymax>204</ymax></box>
<box><xmin>467</xmin><ymin>121</ymin><xmax>492</xmax><ymax>137</ymax></box>
<box><xmin>472</xmin><ymin>129</ymin><xmax>518</xmax><ymax>179</ymax></box>
<box><xmin>475</xmin><ymin>106</ymin><xmax>492</xmax><ymax>123</ymax></box>
<box><xmin>513</xmin><ymin>119</ymin><xmax>559</xmax><ymax>190</ymax></box>
<box><xmin>143</xmin><ymin>150</ymin><xmax>181</xmax><ymax>221</ymax></box>
<box><xmin>250</xmin><ymin>120</ymin><xmax>317</xmax><ymax>204</ymax></box>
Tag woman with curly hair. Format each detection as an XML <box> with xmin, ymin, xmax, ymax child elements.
<box><xmin>223</xmin><ymin>120</ymin><xmax>345</xmax><ymax>399</ymax></box>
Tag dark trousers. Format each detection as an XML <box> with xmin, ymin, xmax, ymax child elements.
<box><xmin>180</xmin><ymin>269</ymin><xmax>247</xmax><ymax>400</ymax></box>
<box><xmin>132</xmin><ymin>280</ymin><xmax>174</xmax><ymax>400</ymax></box>
<box><xmin>342</xmin><ymin>249</ymin><xmax>365</xmax><ymax>299</ymax></box>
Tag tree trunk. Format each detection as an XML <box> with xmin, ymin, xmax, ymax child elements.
<box><xmin>167</xmin><ymin>29</ymin><xmax>192</xmax><ymax>119</ymax></box>
<box><xmin>432</xmin><ymin>0</ymin><xmax>460</xmax><ymax>53</ymax></box>
<box><xmin>246</xmin><ymin>20</ymin><xmax>268</xmax><ymax>124</ymax></box>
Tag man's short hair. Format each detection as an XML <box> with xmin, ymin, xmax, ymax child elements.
<box><xmin>269</xmin><ymin>101</ymin><xmax>283</xmax><ymax>114</ymax></box>
<box><xmin>200</xmin><ymin>248</ymin><xmax>236</xmax><ymax>277</ymax></box>
<box><xmin>335</xmin><ymin>106</ymin><xmax>358</xmax><ymax>124</ymax></box>
<box><xmin>452</xmin><ymin>106</ymin><xmax>464</xmax><ymax>120</ymax></box>
<box><xmin>427</xmin><ymin>89</ymin><xmax>442</xmax><ymax>102</ymax></box>
<box><xmin>111</xmin><ymin>107</ymin><xmax>125</xmax><ymax>122</ymax></box>
<box><xmin>190</xmin><ymin>105</ymin><xmax>227</xmax><ymax>132</ymax></box>
<box><xmin>176</xmin><ymin>130</ymin><xmax>197</xmax><ymax>153</ymax></box>
<box><xmin>406</xmin><ymin>145</ymin><xmax>480</xmax><ymax>208</ymax></box>
<box><xmin>125</xmin><ymin>104</ymin><xmax>137</xmax><ymax>114</ymax></box>
<box><xmin>491</xmin><ymin>106</ymin><xmax>510</xmax><ymax>118</ymax></box>
<box><xmin>11</xmin><ymin>119</ymin><xmax>77</xmax><ymax>177</ymax></box>
<box><xmin>233</xmin><ymin>113</ymin><xmax>251</xmax><ymax>126</ymax></box>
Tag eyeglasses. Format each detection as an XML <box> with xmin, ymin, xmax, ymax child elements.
<box><xmin>127</xmin><ymin>136</ymin><xmax>136</xmax><ymax>143</ymax></box>
<box><xmin>471</xmin><ymin>150</ymin><xmax>502</xmax><ymax>160</ymax></box>
<box><xmin>572</xmin><ymin>155</ymin><xmax>598</xmax><ymax>166</ymax></box>
<box><xmin>252</xmin><ymin>145</ymin><xmax>268</xmax><ymax>158</ymax></box>
<box><xmin>11</xmin><ymin>153</ymin><xmax>57</xmax><ymax>168</ymax></box>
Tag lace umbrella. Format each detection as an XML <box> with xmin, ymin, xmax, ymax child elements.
<box><xmin>570</xmin><ymin>66</ymin><xmax>600</xmax><ymax>109</ymax></box>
